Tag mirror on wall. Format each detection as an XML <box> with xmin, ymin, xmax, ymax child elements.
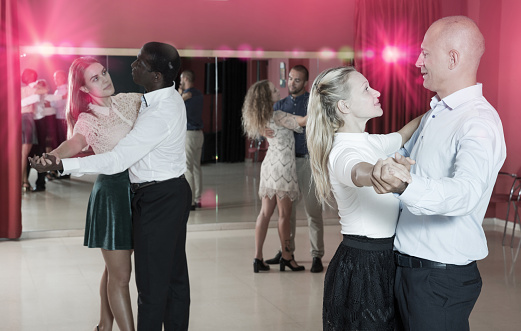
<box><xmin>20</xmin><ymin>53</ymin><xmax>347</xmax><ymax>232</ymax></box>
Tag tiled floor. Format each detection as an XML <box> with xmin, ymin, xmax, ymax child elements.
<box><xmin>2</xmin><ymin>162</ymin><xmax>520</xmax><ymax>330</ymax></box>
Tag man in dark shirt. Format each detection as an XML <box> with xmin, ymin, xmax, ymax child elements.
<box><xmin>179</xmin><ymin>70</ymin><xmax>204</xmax><ymax>210</ymax></box>
<box><xmin>265</xmin><ymin>65</ymin><xmax>324</xmax><ymax>273</ymax></box>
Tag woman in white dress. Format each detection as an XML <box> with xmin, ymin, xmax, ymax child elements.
<box><xmin>306</xmin><ymin>67</ymin><xmax>421</xmax><ymax>330</ymax></box>
<box><xmin>242</xmin><ymin>80</ymin><xmax>307</xmax><ymax>273</ymax></box>
<box><xmin>44</xmin><ymin>57</ymin><xmax>141</xmax><ymax>331</ymax></box>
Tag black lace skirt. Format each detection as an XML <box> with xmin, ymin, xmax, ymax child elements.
<box><xmin>323</xmin><ymin>235</ymin><xmax>396</xmax><ymax>331</ymax></box>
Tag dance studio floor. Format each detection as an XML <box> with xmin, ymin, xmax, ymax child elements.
<box><xmin>1</xmin><ymin>162</ymin><xmax>520</xmax><ymax>330</ymax></box>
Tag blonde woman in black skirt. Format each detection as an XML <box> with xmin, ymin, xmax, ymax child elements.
<box><xmin>44</xmin><ymin>57</ymin><xmax>141</xmax><ymax>331</ymax></box>
<box><xmin>306</xmin><ymin>66</ymin><xmax>422</xmax><ymax>330</ymax></box>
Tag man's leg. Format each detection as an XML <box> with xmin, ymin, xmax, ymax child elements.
<box><xmin>296</xmin><ymin>157</ymin><xmax>324</xmax><ymax>259</ymax></box>
<box><xmin>33</xmin><ymin>118</ymin><xmax>47</xmax><ymax>190</ymax></box>
<box><xmin>395</xmin><ymin>264</ymin><xmax>482</xmax><ymax>331</ymax></box>
<box><xmin>133</xmin><ymin>177</ymin><xmax>192</xmax><ymax>331</ymax></box>
<box><xmin>193</xmin><ymin>131</ymin><xmax>204</xmax><ymax>205</ymax></box>
<box><xmin>164</xmin><ymin>178</ymin><xmax>191</xmax><ymax>331</ymax></box>
<box><xmin>185</xmin><ymin>131</ymin><xmax>197</xmax><ymax>206</ymax></box>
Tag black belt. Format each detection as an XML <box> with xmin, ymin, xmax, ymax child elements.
<box><xmin>130</xmin><ymin>174</ymin><xmax>184</xmax><ymax>193</ymax></box>
<box><xmin>394</xmin><ymin>252</ymin><xmax>475</xmax><ymax>270</ymax></box>
<box><xmin>187</xmin><ymin>129</ymin><xmax>202</xmax><ymax>131</ymax></box>
<box><xmin>295</xmin><ymin>153</ymin><xmax>308</xmax><ymax>158</ymax></box>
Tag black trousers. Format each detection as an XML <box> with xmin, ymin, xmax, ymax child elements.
<box><xmin>29</xmin><ymin>118</ymin><xmax>47</xmax><ymax>188</ymax></box>
<box><xmin>395</xmin><ymin>261</ymin><xmax>482</xmax><ymax>331</ymax></box>
<box><xmin>132</xmin><ymin>176</ymin><xmax>192</xmax><ymax>331</ymax></box>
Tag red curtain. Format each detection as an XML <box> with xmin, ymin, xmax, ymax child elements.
<box><xmin>0</xmin><ymin>0</ymin><xmax>22</xmax><ymax>238</ymax></box>
<box><xmin>355</xmin><ymin>0</ymin><xmax>440</xmax><ymax>134</ymax></box>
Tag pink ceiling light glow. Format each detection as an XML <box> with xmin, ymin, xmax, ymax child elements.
<box><xmin>382</xmin><ymin>45</ymin><xmax>405</xmax><ymax>63</ymax></box>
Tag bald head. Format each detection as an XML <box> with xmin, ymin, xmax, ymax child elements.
<box><xmin>430</xmin><ymin>16</ymin><xmax>485</xmax><ymax>71</ymax></box>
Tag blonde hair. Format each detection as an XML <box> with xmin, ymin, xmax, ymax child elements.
<box><xmin>241</xmin><ymin>80</ymin><xmax>274</xmax><ymax>140</ymax></box>
<box><xmin>307</xmin><ymin>66</ymin><xmax>357</xmax><ymax>203</ymax></box>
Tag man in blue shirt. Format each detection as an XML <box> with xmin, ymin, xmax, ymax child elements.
<box><xmin>265</xmin><ymin>65</ymin><xmax>324</xmax><ymax>273</ymax></box>
<box><xmin>179</xmin><ymin>70</ymin><xmax>204</xmax><ymax>210</ymax></box>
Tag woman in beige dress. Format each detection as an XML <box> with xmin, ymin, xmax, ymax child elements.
<box><xmin>242</xmin><ymin>80</ymin><xmax>307</xmax><ymax>273</ymax></box>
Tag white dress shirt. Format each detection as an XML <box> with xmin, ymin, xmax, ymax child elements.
<box><xmin>62</xmin><ymin>85</ymin><xmax>187</xmax><ymax>183</ymax></box>
<box><xmin>50</xmin><ymin>84</ymin><xmax>68</xmax><ymax>120</ymax></box>
<box><xmin>395</xmin><ymin>84</ymin><xmax>506</xmax><ymax>265</ymax></box>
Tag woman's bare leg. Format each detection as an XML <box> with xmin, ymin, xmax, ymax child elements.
<box><xmin>99</xmin><ymin>249</ymin><xmax>135</xmax><ymax>331</ymax></box>
<box><xmin>97</xmin><ymin>266</ymin><xmax>114</xmax><ymax>331</ymax></box>
<box><xmin>277</xmin><ymin>197</ymin><xmax>301</xmax><ymax>268</ymax></box>
<box><xmin>255</xmin><ymin>196</ymin><xmax>277</xmax><ymax>260</ymax></box>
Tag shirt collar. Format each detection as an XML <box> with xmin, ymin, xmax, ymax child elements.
<box><xmin>88</xmin><ymin>97</ymin><xmax>118</xmax><ymax>117</ymax></box>
<box><xmin>88</xmin><ymin>103</ymin><xmax>110</xmax><ymax>116</ymax></box>
<box><xmin>290</xmin><ymin>92</ymin><xmax>309</xmax><ymax>101</ymax></box>
<box><xmin>142</xmin><ymin>83</ymin><xmax>176</xmax><ymax>108</ymax></box>
<box><xmin>430</xmin><ymin>83</ymin><xmax>483</xmax><ymax>110</ymax></box>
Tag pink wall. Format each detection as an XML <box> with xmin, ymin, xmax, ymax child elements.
<box><xmin>18</xmin><ymin>0</ymin><xmax>356</xmax><ymax>53</ymax></box>
<box><xmin>467</xmin><ymin>0</ymin><xmax>521</xmax><ymax>220</ymax></box>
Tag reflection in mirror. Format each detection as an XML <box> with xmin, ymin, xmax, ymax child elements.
<box><xmin>20</xmin><ymin>52</ymin><xmax>347</xmax><ymax>233</ymax></box>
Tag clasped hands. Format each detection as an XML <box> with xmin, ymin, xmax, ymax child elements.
<box><xmin>28</xmin><ymin>153</ymin><xmax>64</xmax><ymax>173</ymax></box>
<box><xmin>371</xmin><ymin>153</ymin><xmax>415</xmax><ymax>195</ymax></box>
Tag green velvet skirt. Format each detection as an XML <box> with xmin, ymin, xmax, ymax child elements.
<box><xmin>84</xmin><ymin>170</ymin><xmax>133</xmax><ymax>250</ymax></box>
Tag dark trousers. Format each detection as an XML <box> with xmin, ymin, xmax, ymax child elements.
<box><xmin>395</xmin><ymin>261</ymin><xmax>482</xmax><ymax>331</ymax></box>
<box><xmin>30</xmin><ymin>118</ymin><xmax>47</xmax><ymax>188</ymax></box>
<box><xmin>55</xmin><ymin>117</ymin><xmax>67</xmax><ymax>147</ymax></box>
<box><xmin>132</xmin><ymin>177</ymin><xmax>192</xmax><ymax>331</ymax></box>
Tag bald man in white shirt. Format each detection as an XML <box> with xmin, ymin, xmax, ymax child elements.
<box><xmin>371</xmin><ymin>16</ymin><xmax>506</xmax><ymax>331</ymax></box>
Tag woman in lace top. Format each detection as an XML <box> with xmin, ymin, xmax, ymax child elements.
<box><xmin>45</xmin><ymin>57</ymin><xmax>141</xmax><ymax>331</ymax></box>
<box><xmin>242</xmin><ymin>80</ymin><xmax>307</xmax><ymax>273</ymax></box>
<box><xmin>306</xmin><ymin>67</ymin><xmax>421</xmax><ymax>330</ymax></box>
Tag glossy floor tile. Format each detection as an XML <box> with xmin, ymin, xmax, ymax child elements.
<box><xmin>1</xmin><ymin>226</ymin><xmax>521</xmax><ymax>330</ymax></box>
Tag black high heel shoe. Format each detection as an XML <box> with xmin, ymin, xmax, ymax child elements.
<box><xmin>280</xmin><ymin>257</ymin><xmax>305</xmax><ymax>272</ymax></box>
<box><xmin>253</xmin><ymin>258</ymin><xmax>270</xmax><ymax>273</ymax></box>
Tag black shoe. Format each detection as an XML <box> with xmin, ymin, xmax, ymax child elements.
<box><xmin>253</xmin><ymin>258</ymin><xmax>270</xmax><ymax>273</ymax></box>
<box><xmin>56</xmin><ymin>174</ymin><xmax>70</xmax><ymax>180</ymax></box>
<box><xmin>310</xmin><ymin>257</ymin><xmax>324</xmax><ymax>273</ymax></box>
<box><xmin>195</xmin><ymin>201</ymin><xmax>202</xmax><ymax>208</ymax></box>
<box><xmin>31</xmin><ymin>186</ymin><xmax>45</xmax><ymax>192</ymax></box>
<box><xmin>280</xmin><ymin>257</ymin><xmax>305</xmax><ymax>272</ymax></box>
<box><xmin>190</xmin><ymin>204</ymin><xmax>196</xmax><ymax>211</ymax></box>
<box><xmin>265</xmin><ymin>251</ymin><xmax>282</xmax><ymax>265</ymax></box>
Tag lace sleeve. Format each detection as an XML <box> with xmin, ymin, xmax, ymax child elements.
<box><xmin>273</xmin><ymin>110</ymin><xmax>303</xmax><ymax>133</ymax></box>
<box><xmin>73</xmin><ymin>114</ymin><xmax>99</xmax><ymax>152</ymax></box>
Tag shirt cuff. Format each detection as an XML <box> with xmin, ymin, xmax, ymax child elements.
<box><xmin>398</xmin><ymin>173</ymin><xmax>423</xmax><ymax>206</ymax></box>
<box><xmin>62</xmin><ymin>158</ymin><xmax>81</xmax><ymax>174</ymax></box>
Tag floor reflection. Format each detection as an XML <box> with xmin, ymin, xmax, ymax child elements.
<box><xmin>22</xmin><ymin>162</ymin><xmax>339</xmax><ymax>232</ymax></box>
<box><xmin>1</xmin><ymin>224</ymin><xmax>520</xmax><ymax>330</ymax></box>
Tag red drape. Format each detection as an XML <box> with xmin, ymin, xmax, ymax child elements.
<box><xmin>0</xmin><ymin>0</ymin><xmax>22</xmax><ymax>238</ymax></box>
<box><xmin>355</xmin><ymin>0</ymin><xmax>440</xmax><ymax>134</ymax></box>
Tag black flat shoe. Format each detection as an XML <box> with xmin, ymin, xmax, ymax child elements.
<box><xmin>310</xmin><ymin>257</ymin><xmax>324</xmax><ymax>273</ymax></box>
<box><xmin>253</xmin><ymin>258</ymin><xmax>270</xmax><ymax>273</ymax></box>
<box><xmin>280</xmin><ymin>257</ymin><xmax>305</xmax><ymax>272</ymax></box>
<box><xmin>265</xmin><ymin>251</ymin><xmax>282</xmax><ymax>265</ymax></box>
<box><xmin>31</xmin><ymin>186</ymin><xmax>45</xmax><ymax>192</ymax></box>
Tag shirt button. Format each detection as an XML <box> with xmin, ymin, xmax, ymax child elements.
<box><xmin>432</xmin><ymin>115</ymin><xmax>436</xmax><ymax>118</ymax></box>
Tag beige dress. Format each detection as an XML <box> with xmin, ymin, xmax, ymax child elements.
<box><xmin>258</xmin><ymin>110</ymin><xmax>303</xmax><ymax>201</ymax></box>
